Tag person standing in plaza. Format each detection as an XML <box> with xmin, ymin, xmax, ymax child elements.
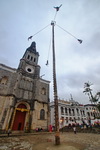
<box><xmin>73</xmin><ymin>126</ymin><xmax>77</xmax><ymax>134</ymax></box>
<box><xmin>7</xmin><ymin>128</ymin><xmax>11</xmax><ymax>137</ymax></box>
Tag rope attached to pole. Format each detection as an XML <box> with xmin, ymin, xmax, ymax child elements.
<box><xmin>56</xmin><ymin>24</ymin><xmax>82</xmax><ymax>44</ymax></box>
<box><xmin>28</xmin><ymin>24</ymin><xmax>50</xmax><ymax>40</ymax></box>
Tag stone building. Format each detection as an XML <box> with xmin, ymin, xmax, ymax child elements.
<box><xmin>84</xmin><ymin>104</ymin><xmax>100</xmax><ymax>121</ymax></box>
<box><xmin>0</xmin><ymin>42</ymin><xmax>50</xmax><ymax>132</ymax></box>
<box><xmin>50</xmin><ymin>99</ymin><xmax>100</xmax><ymax>128</ymax></box>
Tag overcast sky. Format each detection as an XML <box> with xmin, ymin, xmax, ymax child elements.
<box><xmin>0</xmin><ymin>0</ymin><xmax>100</xmax><ymax>104</ymax></box>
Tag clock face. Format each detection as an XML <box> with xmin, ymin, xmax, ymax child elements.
<box><xmin>25</xmin><ymin>66</ymin><xmax>34</xmax><ymax>74</ymax></box>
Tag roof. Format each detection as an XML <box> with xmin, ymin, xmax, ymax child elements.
<box><xmin>84</xmin><ymin>104</ymin><xmax>97</xmax><ymax>107</ymax></box>
<box><xmin>0</xmin><ymin>63</ymin><xmax>16</xmax><ymax>73</ymax></box>
<box><xmin>26</xmin><ymin>42</ymin><xmax>39</xmax><ymax>55</ymax></box>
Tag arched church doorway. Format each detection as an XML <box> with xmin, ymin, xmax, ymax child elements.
<box><xmin>12</xmin><ymin>104</ymin><xmax>27</xmax><ymax>131</ymax></box>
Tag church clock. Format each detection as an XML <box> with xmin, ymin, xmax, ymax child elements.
<box><xmin>25</xmin><ymin>66</ymin><xmax>34</xmax><ymax>74</ymax></box>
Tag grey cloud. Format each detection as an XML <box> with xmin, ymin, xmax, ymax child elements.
<box><xmin>0</xmin><ymin>0</ymin><xmax>100</xmax><ymax>104</ymax></box>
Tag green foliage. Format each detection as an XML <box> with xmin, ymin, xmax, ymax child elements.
<box><xmin>83</xmin><ymin>82</ymin><xmax>100</xmax><ymax>104</ymax></box>
<box><xmin>97</xmin><ymin>102</ymin><xmax>100</xmax><ymax>112</ymax></box>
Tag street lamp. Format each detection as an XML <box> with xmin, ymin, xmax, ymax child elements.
<box><xmin>60</xmin><ymin>117</ymin><xmax>64</xmax><ymax>133</ymax></box>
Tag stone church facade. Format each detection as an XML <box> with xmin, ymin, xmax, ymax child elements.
<box><xmin>0</xmin><ymin>42</ymin><xmax>50</xmax><ymax>132</ymax></box>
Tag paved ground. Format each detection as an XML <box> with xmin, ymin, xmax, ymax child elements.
<box><xmin>0</xmin><ymin>132</ymin><xmax>100</xmax><ymax>150</ymax></box>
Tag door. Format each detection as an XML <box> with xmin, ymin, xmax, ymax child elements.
<box><xmin>12</xmin><ymin>104</ymin><xmax>27</xmax><ymax>131</ymax></box>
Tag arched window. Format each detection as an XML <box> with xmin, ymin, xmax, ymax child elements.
<box><xmin>66</xmin><ymin>117</ymin><xmax>68</xmax><ymax>123</ymax></box>
<box><xmin>83</xmin><ymin>110</ymin><xmax>85</xmax><ymax>115</ymax></box>
<box><xmin>41</xmin><ymin>88</ymin><xmax>46</xmax><ymax>95</ymax></box>
<box><xmin>87</xmin><ymin>112</ymin><xmax>90</xmax><ymax>117</ymax></box>
<box><xmin>40</xmin><ymin>109</ymin><xmax>45</xmax><ymax>120</ymax></box>
<box><xmin>61</xmin><ymin>107</ymin><xmax>64</xmax><ymax>114</ymax></box>
<box><xmin>69</xmin><ymin>108</ymin><xmax>71</xmax><ymax>115</ymax></box>
<box><xmin>65</xmin><ymin>108</ymin><xmax>67</xmax><ymax>115</ymax></box>
<box><xmin>74</xmin><ymin>117</ymin><xmax>76</xmax><ymax>121</ymax></box>
<box><xmin>0</xmin><ymin>76</ymin><xmax>8</xmax><ymax>85</ymax></box>
<box><xmin>72</xmin><ymin>109</ymin><xmax>75</xmax><ymax>116</ymax></box>
<box><xmin>76</xmin><ymin>108</ymin><xmax>79</xmax><ymax>115</ymax></box>
<box><xmin>78</xmin><ymin>117</ymin><xmax>80</xmax><ymax>120</ymax></box>
<box><xmin>27</xmin><ymin>55</ymin><xmax>30</xmax><ymax>60</ymax></box>
<box><xmin>69</xmin><ymin>117</ymin><xmax>72</xmax><ymax>121</ymax></box>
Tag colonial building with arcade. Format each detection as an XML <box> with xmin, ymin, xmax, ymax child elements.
<box><xmin>50</xmin><ymin>99</ymin><xmax>100</xmax><ymax>128</ymax></box>
<box><xmin>0</xmin><ymin>42</ymin><xmax>50</xmax><ymax>132</ymax></box>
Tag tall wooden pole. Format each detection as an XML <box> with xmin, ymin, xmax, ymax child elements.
<box><xmin>51</xmin><ymin>21</ymin><xmax>60</xmax><ymax>145</ymax></box>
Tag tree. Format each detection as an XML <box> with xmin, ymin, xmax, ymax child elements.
<box><xmin>83</xmin><ymin>82</ymin><xmax>100</xmax><ymax>104</ymax></box>
<box><xmin>97</xmin><ymin>102</ymin><xmax>100</xmax><ymax>112</ymax></box>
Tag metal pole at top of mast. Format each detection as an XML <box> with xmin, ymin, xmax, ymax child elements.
<box><xmin>51</xmin><ymin>21</ymin><xmax>60</xmax><ymax>145</ymax></box>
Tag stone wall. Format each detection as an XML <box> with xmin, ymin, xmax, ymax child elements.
<box><xmin>32</xmin><ymin>101</ymin><xmax>49</xmax><ymax>130</ymax></box>
<box><xmin>35</xmin><ymin>79</ymin><xmax>49</xmax><ymax>103</ymax></box>
<box><xmin>0</xmin><ymin>68</ymin><xmax>18</xmax><ymax>95</ymax></box>
<box><xmin>0</xmin><ymin>95</ymin><xmax>14</xmax><ymax>130</ymax></box>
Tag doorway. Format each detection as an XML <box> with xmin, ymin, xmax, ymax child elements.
<box><xmin>12</xmin><ymin>104</ymin><xmax>27</xmax><ymax>131</ymax></box>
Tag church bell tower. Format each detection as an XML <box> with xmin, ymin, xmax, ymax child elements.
<box><xmin>18</xmin><ymin>42</ymin><xmax>40</xmax><ymax>78</ymax></box>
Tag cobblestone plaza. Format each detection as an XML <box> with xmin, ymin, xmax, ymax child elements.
<box><xmin>0</xmin><ymin>132</ymin><xmax>100</xmax><ymax>150</ymax></box>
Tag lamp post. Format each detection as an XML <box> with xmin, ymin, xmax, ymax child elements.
<box><xmin>51</xmin><ymin>21</ymin><xmax>60</xmax><ymax>145</ymax></box>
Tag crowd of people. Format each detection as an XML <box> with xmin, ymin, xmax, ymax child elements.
<box><xmin>35</xmin><ymin>127</ymin><xmax>43</xmax><ymax>132</ymax></box>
